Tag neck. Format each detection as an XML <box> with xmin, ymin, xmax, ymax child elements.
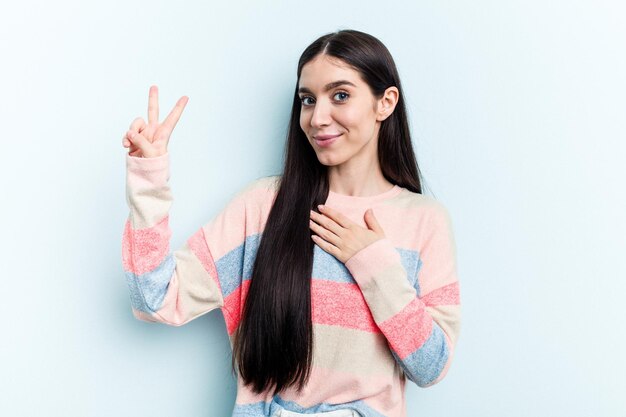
<box><xmin>327</xmin><ymin>158</ymin><xmax>392</xmax><ymax>197</ymax></box>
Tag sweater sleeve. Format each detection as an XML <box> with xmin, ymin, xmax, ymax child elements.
<box><xmin>121</xmin><ymin>152</ymin><xmax>250</xmax><ymax>328</ymax></box>
<box><xmin>344</xmin><ymin>203</ymin><xmax>461</xmax><ymax>387</ymax></box>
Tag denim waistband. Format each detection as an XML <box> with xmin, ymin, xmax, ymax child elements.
<box><xmin>278</xmin><ymin>408</ymin><xmax>358</xmax><ymax>417</ymax></box>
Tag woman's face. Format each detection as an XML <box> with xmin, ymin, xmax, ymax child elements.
<box><xmin>298</xmin><ymin>54</ymin><xmax>395</xmax><ymax>167</ymax></box>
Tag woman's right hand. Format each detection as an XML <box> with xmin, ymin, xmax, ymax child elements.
<box><xmin>122</xmin><ymin>85</ymin><xmax>189</xmax><ymax>158</ymax></box>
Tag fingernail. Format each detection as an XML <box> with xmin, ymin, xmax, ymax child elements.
<box><xmin>129</xmin><ymin>132</ymin><xmax>136</xmax><ymax>139</ymax></box>
<box><xmin>318</xmin><ymin>205</ymin><xmax>324</xmax><ymax>210</ymax></box>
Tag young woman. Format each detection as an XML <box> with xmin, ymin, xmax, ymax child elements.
<box><xmin>122</xmin><ymin>29</ymin><xmax>461</xmax><ymax>417</ymax></box>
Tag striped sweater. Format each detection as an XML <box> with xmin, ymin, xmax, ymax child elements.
<box><xmin>122</xmin><ymin>152</ymin><xmax>461</xmax><ymax>417</ymax></box>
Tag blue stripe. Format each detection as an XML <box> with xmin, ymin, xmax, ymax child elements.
<box><xmin>215</xmin><ymin>233</ymin><xmax>262</xmax><ymax>297</ymax></box>
<box><xmin>311</xmin><ymin>244</ymin><xmax>355</xmax><ymax>284</ymax></box>
<box><xmin>397</xmin><ymin>247</ymin><xmax>422</xmax><ymax>296</ymax></box>
<box><xmin>230</xmin><ymin>401</ymin><xmax>270</xmax><ymax>416</ymax></box>
<box><xmin>392</xmin><ymin>322</ymin><xmax>449</xmax><ymax>387</ymax></box>
<box><xmin>312</xmin><ymin>243</ymin><xmax>422</xmax><ymax>290</ymax></box>
<box><xmin>214</xmin><ymin>234</ymin><xmax>423</xmax><ymax>299</ymax></box>
<box><xmin>125</xmin><ymin>254</ymin><xmax>175</xmax><ymax>313</ymax></box>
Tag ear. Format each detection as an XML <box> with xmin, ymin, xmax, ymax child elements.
<box><xmin>376</xmin><ymin>86</ymin><xmax>399</xmax><ymax>122</ymax></box>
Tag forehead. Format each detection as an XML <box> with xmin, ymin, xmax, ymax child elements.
<box><xmin>298</xmin><ymin>55</ymin><xmax>362</xmax><ymax>89</ymax></box>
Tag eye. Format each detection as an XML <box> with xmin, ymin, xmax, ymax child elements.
<box><xmin>300</xmin><ymin>96</ymin><xmax>314</xmax><ymax>106</ymax></box>
<box><xmin>299</xmin><ymin>91</ymin><xmax>349</xmax><ymax>107</ymax></box>
<box><xmin>334</xmin><ymin>91</ymin><xmax>349</xmax><ymax>102</ymax></box>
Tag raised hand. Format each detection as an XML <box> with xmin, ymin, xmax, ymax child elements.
<box><xmin>122</xmin><ymin>85</ymin><xmax>189</xmax><ymax>158</ymax></box>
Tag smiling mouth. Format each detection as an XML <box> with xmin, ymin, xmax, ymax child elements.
<box><xmin>313</xmin><ymin>134</ymin><xmax>341</xmax><ymax>148</ymax></box>
<box><xmin>314</xmin><ymin>133</ymin><xmax>341</xmax><ymax>140</ymax></box>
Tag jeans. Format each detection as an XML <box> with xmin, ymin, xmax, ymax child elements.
<box><xmin>278</xmin><ymin>409</ymin><xmax>359</xmax><ymax>417</ymax></box>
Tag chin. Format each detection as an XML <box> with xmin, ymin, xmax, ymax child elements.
<box><xmin>316</xmin><ymin>153</ymin><xmax>346</xmax><ymax>167</ymax></box>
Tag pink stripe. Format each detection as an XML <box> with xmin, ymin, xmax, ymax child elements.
<box><xmin>224</xmin><ymin>280</ymin><xmax>381</xmax><ymax>335</ymax></box>
<box><xmin>121</xmin><ymin>216</ymin><xmax>170</xmax><ymax>275</ymax></box>
<box><xmin>311</xmin><ymin>280</ymin><xmax>380</xmax><ymax>333</ymax></box>
<box><xmin>379</xmin><ymin>297</ymin><xmax>432</xmax><ymax>359</ymax></box>
<box><xmin>343</xmin><ymin>238</ymin><xmax>401</xmax><ymax>288</ymax></box>
<box><xmin>186</xmin><ymin>227</ymin><xmax>222</xmax><ymax>293</ymax></box>
<box><xmin>277</xmin><ymin>365</ymin><xmax>405</xmax><ymax>415</ymax></box>
<box><xmin>202</xmin><ymin>186</ymin><xmax>276</xmax><ymax>260</ymax></box>
<box><xmin>126</xmin><ymin>153</ymin><xmax>169</xmax><ymax>177</ymax></box>
<box><xmin>223</xmin><ymin>280</ymin><xmax>251</xmax><ymax>335</ymax></box>
<box><xmin>421</xmin><ymin>281</ymin><xmax>460</xmax><ymax>306</ymax></box>
<box><xmin>233</xmin><ymin>373</ymin><xmax>273</xmax><ymax>406</ymax></box>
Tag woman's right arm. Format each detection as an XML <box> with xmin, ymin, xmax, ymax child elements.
<box><xmin>121</xmin><ymin>86</ymin><xmax>274</xmax><ymax>329</ymax></box>
<box><xmin>121</xmin><ymin>86</ymin><xmax>246</xmax><ymax>327</ymax></box>
<box><xmin>122</xmin><ymin>152</ymin><xmax>229</xmax><ymax>326</ymax></box>
<box><xmin>122</xmin><ymin>152</ymin><xmax>274</xmax><ymax>329</ymax></box>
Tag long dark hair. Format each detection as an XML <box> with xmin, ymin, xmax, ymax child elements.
<box><xmin>231</xmin><ymin>29</ymin><xmax>424</xmax><ymax>395</ymax></box>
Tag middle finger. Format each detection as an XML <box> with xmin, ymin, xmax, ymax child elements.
<box><xmin>309</xmin><ymin>218</ymin><xmax>341</xmax><ymax>247</ymax></box>
<box><xmin>310</xmin><ymin>210</ymin><xmax>344</xmax><ymax>237</ymax></box>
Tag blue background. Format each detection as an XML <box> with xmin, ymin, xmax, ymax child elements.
<box><xmin>1</xmin><ymin>0</ymin><xmax>624</xmax><ymax>416</ymax></box>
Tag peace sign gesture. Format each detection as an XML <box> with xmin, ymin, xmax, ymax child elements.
<box><xmin>122</xmin><ymin>85</ymin><xmax>189</xmax><ymax>158</ymax></box>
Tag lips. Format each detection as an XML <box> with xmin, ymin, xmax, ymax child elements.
<box><xmin>314</xmin><ymin>133</ymin><xmax>341</xmax><ymax>140</ymax></box>
<box><xmin>313</xmin><ymin>133</ymin><xmax>341</xmax><ymax>148</ymax></box>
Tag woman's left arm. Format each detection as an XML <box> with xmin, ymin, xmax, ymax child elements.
<box><xmin>345</xmin><ymin>205</ymin><xmax>460</xmax><ymax>387</ymax></box>
<box><xmin>311</xmin><ymin>203</ymin><xmax>461</xmax><ymax>387</ymax></box>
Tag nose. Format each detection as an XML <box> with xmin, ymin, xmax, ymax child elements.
<box><xmin>310</xmin><ymin>100</ymin><xmax>332</xmax><ymax>128</ymax></box>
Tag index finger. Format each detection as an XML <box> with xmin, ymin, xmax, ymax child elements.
<box><xmin>318</xmin><ymin>205</ymin><xmax>354</xmax><ymax>229</ymax></box>
<box><xmin>148</xmin><ymin>85</ymin><xmax>159</xmax><ymax>124</ymax></box>
<box><xmin>161</xmin><ymin>95</ymin><xmax>189</xmax><ymax>133</ymax></box>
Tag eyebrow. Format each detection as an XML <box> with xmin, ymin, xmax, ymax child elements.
<box><xmin>298</xmin><ymin>80</ymin><xmax>357</xmax><ymax>95</ymax></box>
